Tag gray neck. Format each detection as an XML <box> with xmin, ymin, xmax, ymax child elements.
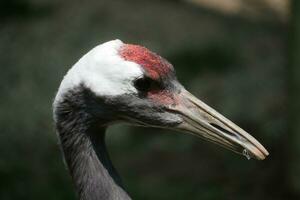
<box><xmin>57</xmin><ymin>124</ymin><xmax>131</xmax><ymax>200</ymax></box>
<box><xmin>53</xmin><ymin>86</ymin><xmax>131</xmax><ymax>200</ymax></box>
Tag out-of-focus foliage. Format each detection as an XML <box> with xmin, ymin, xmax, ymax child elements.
<box><xmin>186</xmin><ymin>0</ymin><xmax>289</xmax><ymax>22</ymax></box>
<box><xmin>0</xmin><ymin>0</ymin><xmax>296</xmax><ymax>199</ymax></box>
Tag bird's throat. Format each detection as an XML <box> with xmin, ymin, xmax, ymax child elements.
<box><xmin>54</xmin><ymin>89</ymin><xmax>131</xmax><ymax>200</ymax></box>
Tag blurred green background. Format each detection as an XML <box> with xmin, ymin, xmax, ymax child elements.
<box><xmin>1</xmin><ymin>0</ymin><xmax>299</xmax><ymax>199</ymax></box>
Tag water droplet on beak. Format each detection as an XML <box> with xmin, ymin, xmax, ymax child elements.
<box><xmin>243</xmin><ymin>149</ymin><xmax>251</xmax><ymax>160</ymax></box>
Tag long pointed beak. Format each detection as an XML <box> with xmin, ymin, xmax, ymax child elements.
<box><xmin>168</xmin><ymin>89</ymin><xmax>269</xmax><ymax>160</ymax></box>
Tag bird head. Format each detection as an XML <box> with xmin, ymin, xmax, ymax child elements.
<box><xmin>54</xmin><ymin>39</ymin><xmax>268</xmax><ymax>160</ymax></box>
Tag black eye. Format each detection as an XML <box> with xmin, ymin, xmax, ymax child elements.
<box><xmin>134</xmin><ymin>77</ymin><xmax>152</xmax><ymax>92</ymax></box>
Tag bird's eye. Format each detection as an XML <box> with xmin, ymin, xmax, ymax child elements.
<box><xmin>134</xmin><ymin>77</ymin><xmax>153</xmax><ymax>92</ymax></box>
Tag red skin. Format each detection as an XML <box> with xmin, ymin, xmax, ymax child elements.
<box><xmin>119</xmin><ymin>43</ymin><xmax>178</xmax><ymax>106</ymax></box>
<box><xmin>119</xmin><ymin>44</ymin><xmax>173</xmax><ymax>80</ymax></box>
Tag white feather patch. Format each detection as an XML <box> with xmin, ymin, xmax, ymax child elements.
<box><xmin>54</xmin><ymin>39</ymin><xmax>143</xmax><ymax>107</ymax></box>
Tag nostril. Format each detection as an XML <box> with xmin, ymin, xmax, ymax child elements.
<box><xmin>210</xmin><ymin>123</ymin><xmax>237</xmax><ymax>138</ymax></box>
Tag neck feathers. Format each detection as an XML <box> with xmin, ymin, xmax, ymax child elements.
<box><xmin>53</xmin><ymin>86</ymin><xmax>130</xmax><ymax>200</ymax></box>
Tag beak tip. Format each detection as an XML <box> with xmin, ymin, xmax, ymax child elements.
<box><xmin>254</xmin><ymin>148</ymin><xmax>269</xmax><ymax>160</ymax></box>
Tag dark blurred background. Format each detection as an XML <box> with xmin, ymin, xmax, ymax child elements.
<box><xmin>1</xmin><ymin>0</ymin><xmax>299</xmax><ymax>199</ymax></box>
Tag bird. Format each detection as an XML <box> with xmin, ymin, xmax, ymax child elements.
<box><xmin>53</xmin><ymin>39</ymin><xmax>269</xmax><ymax>200</ymax></box>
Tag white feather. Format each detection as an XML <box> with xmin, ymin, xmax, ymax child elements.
<box><xmin>54</xmin><ymin>39</ymin><xmax>143</xmax><ymax>107</ymax></box>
